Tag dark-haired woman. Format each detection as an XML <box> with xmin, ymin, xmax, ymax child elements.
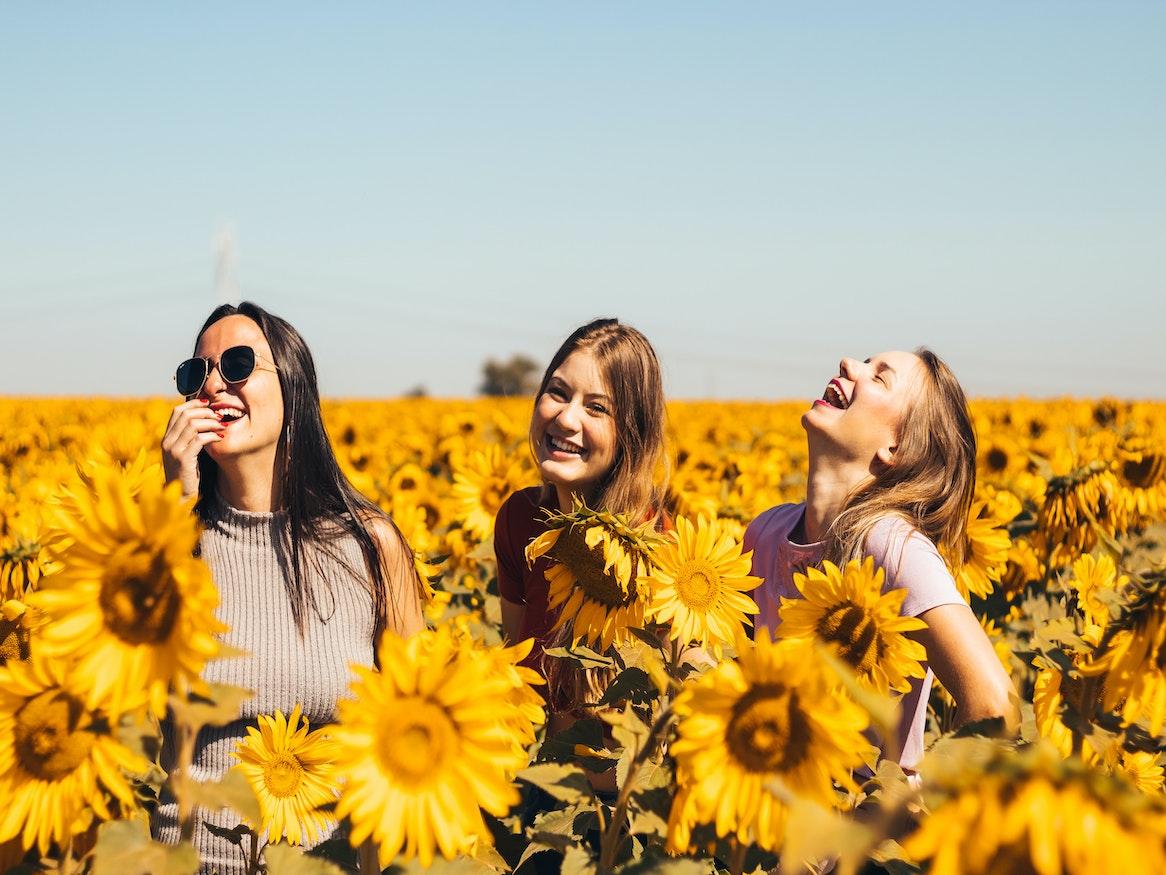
<box><xmin>153</xmin><ymin>302</ymin><xmax>425</xmax><ymax>873</ymax></box>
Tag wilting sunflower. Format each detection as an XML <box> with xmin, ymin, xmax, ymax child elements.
<box><xmin>450</xmin><ymin>446</ymin><xmax>532</xmax><ymax>542</ymax></box>
<box><xmin>666</xmin><ymin>631</ymin><xmax>875</xmax><ymax>854</ymax></box>
<box><xmin>1038</xmin><ymin>445</ymin><xmax>1121</xmax><ymax>569</ymax></box>
<box><xmin>943</xmin><ymin>501</ymin><xmax>1011</xmax><ymax>601</ymax></box>
<box><xmin>778</xmin><ymin>557</ymin><xmax>928</xmax><ymax>696</ymax></box>
<box><xmin>903</xmin><ymin>740</ymin><xmax>1166</xmax><ymax>875</ymax></box>
<box><xmin>28</xmin><ymin>467</ymin><xmax>225</xmax><ymax>718</ymax></box>
<box><xmin>641</xmin><ymin>515</ymin><xmax>760</xmax><ymax>656</ymax></box>
<box><xmin>232</xmin><ymin>704</ymin><xmax>339</xmax><ymax>846</ymax></box>
<box><xmin>332</xmin><ymin>625</ymin><xmax>542</xmax><ymax>868</ymax></box>
<box><xmin>0</xmin><ymin>650</ymin><xmax>150</xmax><ymax>854</ymax></box>
<box><xmin>1080</xmin><ymin>570</ymin><xmax>1166</xmax><ymax>734</ymax></box>
<box><xmin>526</xmin><ymin>500</ymin><xmax>663</xmax><ymax>652</ymax></box>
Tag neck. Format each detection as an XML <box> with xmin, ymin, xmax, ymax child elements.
<box><xmin>803</xmin><ymin>451</ymin><xmax>868</xmax><ymax>543</ymax></box>
<box><xmin>553</xmin><ymin>485</ymin><xmax>576</xmax><ymax>514</ymax></box>
<box><xmin>215</xmin><ymin>451</ymin><xmax>282</xmax><ymax>513</ymax></box>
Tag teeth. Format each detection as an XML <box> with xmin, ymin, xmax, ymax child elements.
<box><xmin>217</xmin><ymin>409</ymin><xmax>244</xmax><ymax>421</ymax></box>
<box><xmin>824</xmin><ymin>383</ymin><xmax>848</xmax><ymax>409</ymax></box>
<box><xmin>549</xmin><ymin>436</ymin><xmax>583</xmax><ymax>454</ymax></box>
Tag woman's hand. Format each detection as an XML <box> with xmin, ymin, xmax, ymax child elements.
<box><xmin>161</xmin><ymin>398</ymin><xmax>224</xmax><ymax>498</ymax></box>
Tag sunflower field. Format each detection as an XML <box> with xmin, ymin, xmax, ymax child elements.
<box><xmin>2</xmin><ymin>396</ymin><xmax>1166</xmax><ymax>875</ymax></box>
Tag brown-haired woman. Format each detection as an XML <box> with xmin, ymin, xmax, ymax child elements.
<box><xmin>746</xmin><ymin>349</ymin><xmax>1018</xmax><ymax>770</ymax></box>
<box><xmin>493</xmin><ymin>319</ymin><xmax>669</xmax><ymax>743</ymax></box>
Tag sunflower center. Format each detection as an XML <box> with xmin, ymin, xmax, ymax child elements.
<box><xmin>725</xmin><ymin>684</ymin><xmax>811</xmax><ymax>774</ymax></box>
<box><xmin>550</xmin><ymin>528</ymin><xmax>635</xmax><ymax>608</ymax></box>
<box><xmin>1122</xmin><ymin>454</ymin><xmax>1165</xmax><ymax>490</ymax></box>
<box><xmin>986</xmin><ymin>448</ymin><xmax>1009</xmax><ymax>472</ymax></box>
<box><xmin>262</xmin><ymin>752</ymin><xmax>305</xmax><ymax>798</ymax></box>
<box><xmin>480</xmin><ymin>477</ymin><xmax>510</xmax><ymax>517</ymax></box>
<box><xmin>14</xmin><ymin>689</ymin><xmax>97</xmax><ymax>781</ymax></box>
<box><xmin>99</xmin><ymin>551</ymin><xmax>181</xmax><ymax>646</ymax></box>
<box><xmin>377</xmin><ymin>700</ymin><xmax>458</xmax><ymax>787</ymax></box>
<box><xmin>816</xmin><ymin>602</ymin><xmax>881</xmax><ymax>674</ymax></box>
<box><xmin>0</xmin><ymin>617</ymin><xmax>30</xmax><ymax>664</ymax></box>
<box><xmin>675</xmin><ymin>560</ymin><xmax>721</xmax><ymax>612</ymax></box>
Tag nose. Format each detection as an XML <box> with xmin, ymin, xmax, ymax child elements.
<box><xmin>554</xmin><ymin>399</ymin><xmax>583</xmax><ymax>432</ymax></box>
<box><xmin>201</xmin><ymin>360</ymin><xmax>227</xmax><ymax>397</ymax></box>
<box><xmin>839</xmin><ymin>357</ymin><xmax>861</xmax><ymax>380</ymax></box>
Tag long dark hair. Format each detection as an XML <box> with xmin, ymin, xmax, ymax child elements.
<box><xmin>193</xmin><ymin>301</ymin><xmax>420</xmax><ymax>643</ymax></box>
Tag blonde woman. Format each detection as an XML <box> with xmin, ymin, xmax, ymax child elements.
<box><xmin>746</xmin><ymin>349</ymin><xmax>1017</xmax><ymax>770</ymax></box>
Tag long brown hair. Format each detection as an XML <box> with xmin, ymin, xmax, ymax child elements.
<box><xmin>532</xmin><ymin>318</ymin><xmax>669</xmax><ymax>524</ymax></box>
<box><xmin>822</xmin><ymin>347</ymin><xmax>977</xmax><ymax>569</ymax></box>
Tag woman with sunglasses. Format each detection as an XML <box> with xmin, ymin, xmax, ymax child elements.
<box><xmin>154</xmin><ymin>302</ymin><xmax>425</xmax><ymax>873</ymax></box>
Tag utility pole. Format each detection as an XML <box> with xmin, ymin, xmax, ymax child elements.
<box><xmin>214</xmin><ymin>221</ymin><xmax>240</xmax><ymax>305</ymax></box>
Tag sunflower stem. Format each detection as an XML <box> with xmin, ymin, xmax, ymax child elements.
<box><xmin>174</xmin><ymin>721</ymin><xmax>198</xmax><ymax>843</ymax></box>
<box><xmin>245</xmin><ymin>829</ymin><xmax>262</xmax><ymax>875</ymax></box>
<box><xmin>597</xmin><ymin>704</ymin><xmax>675</xmax><ymax>872</ymax></box>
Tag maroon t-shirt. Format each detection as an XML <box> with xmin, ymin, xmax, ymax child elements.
<box><xmin>495</xmin><ymin>486</ymin><xmax>557</xmax><ymax>663</ymax></box>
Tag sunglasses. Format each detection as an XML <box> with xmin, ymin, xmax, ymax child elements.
<box><xmin>174</xmin><ymin>345</ymin><xmax>278</xmax><ymax>396</ymax></box>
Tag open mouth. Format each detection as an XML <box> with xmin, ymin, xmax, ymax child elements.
<box><xmin>545</xmin><ymin>433</ymin><xmax>586</xmax><ymax>458</ymax></box>
<box><xmin>213</xmin><ymin>405</ymin><xmax>247</xmax><ymax>427</ymax></box>
<box><xmin>819</xmin><ymin>379</ymin><xmax>850</xmax><ymax>410</ymax></box>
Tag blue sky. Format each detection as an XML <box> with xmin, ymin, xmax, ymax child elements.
<box><xmin>1</xmin><ymin>3</ymin><xmax>1163</xmax><ymax>399</ymax></box>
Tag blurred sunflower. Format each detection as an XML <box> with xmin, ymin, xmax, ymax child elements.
<box><xmin>333</xmin><ymin>625</ymin><xmax>541</xmax><ymax>868</ymax></box>
<box><xmin>0</xmin><ymin>650</ymin><xmax>149</xmax><ymax>855</ymax></box>
<box><xmin>232</xmin><ymin>704</ymin><xmax>339</xmax><ymax>846</ymax></box>
<box><xmin>1038</xmin><ymin>445</ymin><xmax>1121</xmax><ymax>568</ymax></box>
<box><xmin>666</xmin><ymin>631</ymin><xmax>874</xmax><ymax>854</ymax></box>
<box><xmin>903</xmin><ymin>740</ymin><xmax>1166</xmax><ymax>875</ymax></box>
<box><xmin>641</xmin><ymin>515</ymin><xmax>760</xmax><ymax>656</ymax></box>
<box><xmin>1068</xmin><ymin>553</ymin><xmax>1126</xmax><ymax>642</ymax></box>
<box><xmin>450</xmin><ymin>446</ymin><xmax>531</xmax><ymax>542</ymax></box>
<box><xmin>527</xmin><ymin>501</ymin><xmax>662</xmax><ymax>651</ymax></box>
<box><xmin>1115</xmin><ymin>437</ymin><xmax>1166</xmax><ymax>523</ymax></box>
<box><xmin>778</xmin><ymin>557</ymin><xmax>927</xmax><ymax>696</ymax></box>
<box><xmin>28</xmin><ymin>468</ymin><xmax>225</xmax><ymax>718</ymax></box>
<box><xmin>943</xmin><ymin>501</ymin><xmax>1011</xmax><ymax>601</ymax></box>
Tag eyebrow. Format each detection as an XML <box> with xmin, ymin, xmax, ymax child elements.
<box><xmin>864</xmin><ymin>358</ymin><xmax>897</xmax><ymax>377</ymax></box>
<box><xmin>548</xmin><ymin>375</ymin><xmax>611</xmax><ymax>402</ymax></box>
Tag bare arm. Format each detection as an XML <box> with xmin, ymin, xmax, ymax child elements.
<box><xmin>500</xmin><ymin>597</ymin><xmax>526</xmax><ymax>645</ymax></box>
<box><xmin>912</xmin><ymin>602</ymin><xmax>1019</xmax><ymax>734</ymax></box>
<box><xmin>371</xmin><ymin>519</ymin><xmax>425</xmax><ymax>640</ymax></box>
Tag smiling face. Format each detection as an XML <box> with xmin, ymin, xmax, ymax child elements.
<box><xmin>530</xmin><ymin>349</ymin><xmax>618</xmax><ymax>503</ymax></box>
<box><xmin>802</xmin><ymin>350</ymin><xmax>927</xmax><ymax>470</ymax></box>
<box><xmin>194</xmin><ymin>315</ymin><xmax>284</xmax><ymax>463</ymax></box>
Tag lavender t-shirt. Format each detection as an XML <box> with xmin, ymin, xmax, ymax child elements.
<box><xmin>743</xmin><ymin>503</ymin><xmax>966</xmax><ymax>769</ymax></box>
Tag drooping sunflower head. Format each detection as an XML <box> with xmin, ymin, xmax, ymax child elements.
<box><xmin>667</xmin><ymin>631</ymin><xmax>875</xmax><ymax>853</ymax></box>
<box><xmin>527</xmin><ymin>500</ymin><xmax>663</xmax><ymax>652</ymax></box>
<box><xmin>28</xmin><ymin>466</ymin><xmax>225</xmax><ymax>718</ymax></box>
<box><xmin>232</xmin><ymin>704</ymin><xmax>340</xmax><ymax>847</ymax></box>
<box><xmin>333</xmin><ymin>625</ymin><xmax>542</xmax><ymax>868</ymax></box>
<box><xmin>641</xmin><ymin>515</ymin><xmax>760</xmax><ymax>656</ymax></box>
<box><xmin>0</xmin><ymin>650</ymin><xmax>150</xmax><ymax>855</ymax></box>
<box><xmin>778</xmin><ymin>558</ymin><xmax>927</xmax><ymax>696</ymax></box>
<box><xmin>904</xmin><ymin>739</ymin><xmax>1166</xmax><ymax>875</ymax></box>
<box><xmin>1115</xmin><ymin>437</ymin><xmax>1166</xmax><ymax>523</ymax></box>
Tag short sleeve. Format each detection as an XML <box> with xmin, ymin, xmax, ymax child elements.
<box><xmin>865</xmin><ymin>517</ymin><xmax>966</xmax><ymax>618</ymax></box>
<box><xmin>495</xmin><ymin>491</ymin><xmax>530</xmax><ymax>605</ymax></box>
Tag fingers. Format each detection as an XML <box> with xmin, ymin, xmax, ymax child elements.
<box><xmin>163</xmin><ymin>402</ymin><xmax>224</xmax><ymax>454</ymax></box>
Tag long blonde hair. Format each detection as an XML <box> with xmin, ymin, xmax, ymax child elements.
<box><xmin>531</xmin><ymin>318</ymin><xmax>669</xmax><ymax>524</ymax></box>
<box><xmin>822</xmin><ymin>347</ymin><xmax>977</xmax><ymax>568</ymax></box>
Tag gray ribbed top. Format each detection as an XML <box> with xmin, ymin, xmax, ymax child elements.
<box><xmin>152</xmin><ymin>498</ymin><xmax>376</xmax><ymax>875</ymax></box>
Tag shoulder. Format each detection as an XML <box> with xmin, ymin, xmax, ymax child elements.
<box><xmin>496</xmin><ymin>486</ymin><xmax>546</xmax><ymax>533</ymax></box>
<box><xmin>744</xmin><ymin>502</ymin><xmax>803</xmax><ymax>550</ymax></box>
<box><xmin>864</xmin><ymin>515</ymin><xmax>964</xmax><ymax>616</ymax></box>
<box><xmin>358</xmin><ymin>511</ymin><xmax>410</xmax><ymax>565</ymax></box>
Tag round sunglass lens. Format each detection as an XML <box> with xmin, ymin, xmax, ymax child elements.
<box><xmin>175</xmin><ymin>359</ymin><xmax>207</xmax><ymax>396</ymax></box>
<box><xmin>220</xmin><ymin>346</ymin><xmax>257</xmax><ymax>383</ymax></box>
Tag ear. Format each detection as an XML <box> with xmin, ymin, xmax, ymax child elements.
<box><xmin>874</xmin><ymin>444</ymin><xmax>896</xmax><ymax>472</ymax></box>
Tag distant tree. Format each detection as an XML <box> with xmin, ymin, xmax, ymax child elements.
<box><xmin>479</xmin><ymin>354</ymin><xmax>541</xmax><ymax>397</ymax></box>
<box><xmin>404</xmin><ymin>384</ymin><xmax>428</xmax><ymax>398</ymax></box>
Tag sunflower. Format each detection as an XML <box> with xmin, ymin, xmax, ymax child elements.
<box><xmin>232</xmin><ymin>704</ymin><xmax>339</xmax><ymax>846</ymax></box>
<box><xmin>1038</xmin><ymin>445</ymin><xmax>1121</xmax><ymax>570</ymax></box>
<box><xmin>526</xmin><ymin>500</ymin><xmax>663</xmax><ymax>652</ymax></box>
<box><xmin>0</xmin><ymin>650</ymin><xmax>150</xmax><ymax>855</ymax></box>
<box><xmin>450</xmin><ymin>446</ymin><xmax>532</xmax><ymax>542</ymax></box>
<box><xmin>1115</xmin><ymin>437</ymin><xmax>1166</xmax><ymax>524</ymax></box>
<box><xmin>1080</xmin><ymin>572</ymin><xmax>1166</xmax><ymax>734</ymax></box>
<box><xmin>28</xmin><ymin>467</ymin><xmax>225</xmax><ymax>718</ymax></box>
<box><xmin>666</xmin><ymin>631</ymin><xmax>875</xmax><ymax>854</ymax></box>
<box><xmin>943</xmin><ymin>501</ymin><xmax>1011</xmax><ymax>601</ymax></box>
<box><xmin>1068</xmin><ymin>553</ymin><xmax>1126</xmax><ymax>642</ymax></box>
<box><xmin>777</xmin><ymin>557</ymin><xmax>927</xmax><ymax>696</ymax></box>
<box><xmin>332</xmin><ymin>625</ymin><xmax>542</xmax><ymax>868</ymax></box>
<box><xmin>1113</xmin><ymin>750</ymin><xmax>1164</xmax><ymax>794</ymax></box>
<box><xmin>641</xmin><ymin>515</ymin><xmax>760</xmax><ymax>656</ymax></box>
<box><xmin>903</xmin><ymin>740</ymin><xmax>1166</xmax><ymax>875</ymax></box>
